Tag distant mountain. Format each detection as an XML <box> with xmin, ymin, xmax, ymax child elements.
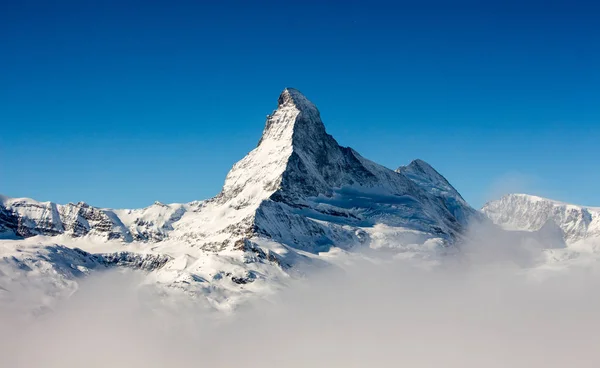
<box><xmin>482</xmin><ymin>194</ymin><xmax>600</xmax><ymax>244</ymax></box>
<box><xmin>0</xmin><ymin>194</ymin><xmax>195</xmax><ymax>242</ymax></box>
<box><xmin>0</xmin><ymin>88</ymin><xmax>479</xmax><ymax>312</ymax></box>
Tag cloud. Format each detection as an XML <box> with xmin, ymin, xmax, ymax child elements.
<box><xmin>2</xmin><ymin>228</ymin><xmax>600</xmax><ymax>368</ymax></box>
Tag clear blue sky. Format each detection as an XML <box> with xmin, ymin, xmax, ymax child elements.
<box><xmin>1</xmin><ymin>0</ymin><xmax>599</xmax><ymax>209</ymax></box>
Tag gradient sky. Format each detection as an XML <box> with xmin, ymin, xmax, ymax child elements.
<box><xmin>1</xmin><ymin>0</ymin><xmax>599</xmax><ymax>209</ymax></box>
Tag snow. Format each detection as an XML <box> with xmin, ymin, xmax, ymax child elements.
<box><xmin>0</xmin><ymin>88</ymin><xmax>487</xmax><ymax>313</ymax></box>
<box><xmin>482</xmin><ymin>193</ymin><xmax>600</xmax><ymax>244</ymax></box>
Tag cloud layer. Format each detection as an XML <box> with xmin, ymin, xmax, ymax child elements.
<box><xmin>3</xmin><ymin>225</ymin><xmax>600</xmax><ymax>367</ymax></box>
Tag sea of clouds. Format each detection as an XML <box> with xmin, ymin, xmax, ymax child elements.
<box><xmin>2</xmin><ymin>222</ymin><xmax>600</xmax><ymax>367</ymax></box>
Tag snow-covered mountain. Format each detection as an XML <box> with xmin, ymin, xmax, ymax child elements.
<box><xmin>482</xmin><ymin>194</ymin><xmax>600</xmax><ymax>244</ymax></box>
<box><xmin>0</xmin><ymin>88</ymin><xmax>478</xmax><ymax>312</ymax></box>
<box><xmin>1</xmin><ymin>89</ymin><xmax>477</xmax><ymax>250</ymax></box>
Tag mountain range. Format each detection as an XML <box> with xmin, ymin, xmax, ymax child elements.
<box><xmin>1</xmin><ymin>88</ymin><xmax>597</xmax><ymax>313</ymax></box>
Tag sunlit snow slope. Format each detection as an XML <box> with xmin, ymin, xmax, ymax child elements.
<box><xmin>482</xmin><ymin>194</ymin><xmax>600</xmax><ymax>245</ymax></box>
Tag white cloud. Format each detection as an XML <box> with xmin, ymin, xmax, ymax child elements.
<box><xmin>3</xmin><ymin>226</ymin><xmax>600</xmax><ymax>368</ymax></box>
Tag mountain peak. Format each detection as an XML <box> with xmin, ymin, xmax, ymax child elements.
<box><xmin>398</xmin><ymin>159</ymin><xmax>449</xmax><ymax>185</ymax></box>
<box><xmin>397</xmin><ymin>158</ymin><xmax>470</xmax><ymax>210</ymax></box>
<box><xmin>277</xmin><ymin>88</ymin><xmax>318</xmax><ymax>112</ymax></box>
<box><xmin>403</xmin><ymin>159</ymin><xmax>437</xmax><ymax>174</ymax></box>
<box><xmin>257</xmin><ymin>88</ymin><xmax>324</xmax><ymax>147</ymax></box>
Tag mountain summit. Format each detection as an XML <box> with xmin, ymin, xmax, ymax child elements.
<box><xmin>277</xmin><ymin>88</ymin><xmax>319</xmax><ymax>112</ymax></box>
<box><xmin>258</xmin><ymin>88</ymin><xmax>324</xmax><ymax>146</ymax></box>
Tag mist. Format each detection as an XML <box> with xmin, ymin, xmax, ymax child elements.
<box><xmin>2</xmin><ymin>223</ymin><xmax>600</xmax><ymax>367</ymax></box>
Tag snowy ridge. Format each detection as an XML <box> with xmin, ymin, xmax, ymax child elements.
<box><xmin>0</xmin><ymin>196</ymin><xmax>192</xmax><ymax>242</ymax></box>
<box><xmin>482</xmin><ymin>194</ymin><xmax>600</xmax><ymax>243</ymax></box>
<box><xmin>397</xmin><ymin>159</ymin><xmax>468</xmax><ymax>206</ymax></box>
<box><xmin>397</xmin><ymin>159</ymin><xmax>478</xmax><ymax>225</ymax></box>
<box><xmin>0</xmin><ymin>88</ymin><xmax>479</xmax><ymax>312</ymax></box>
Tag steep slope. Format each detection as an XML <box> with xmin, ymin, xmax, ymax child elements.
<box><xmin>482</xmin><ymin>194</ymin><xmax>600</xmax><ymax>244</ymax></box>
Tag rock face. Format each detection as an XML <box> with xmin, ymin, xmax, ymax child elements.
<box><xmin>0</xmin><ymin>88</ymin><xmax>477</xmax><ymax>253</ymax></box>
<box><xmin>482</xmin><ymin>194</ymin><xmax>600</xmax><ymax>243</ymax></box>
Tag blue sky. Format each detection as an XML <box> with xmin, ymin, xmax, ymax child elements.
<box><xmin>1</xmin><ymin>0</ymin><xmax>599</xmax><ymax>209</ymax></box>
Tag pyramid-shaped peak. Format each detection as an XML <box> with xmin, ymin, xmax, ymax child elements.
<box><xmin>278</xmin><ymin>88</ymin><xmax>319</xmax><ymax>113</ymax></box>
<box><xmin>257</xmin><ymin>88</ymin><xmax>325</xmax><ymax>147</ymax></box>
